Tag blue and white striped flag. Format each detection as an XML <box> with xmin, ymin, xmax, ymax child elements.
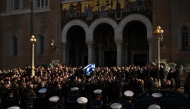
<box><xmin>83</xmin><ymin>64</ymin><xmax>95</xmax><ymax>75</ymax></box>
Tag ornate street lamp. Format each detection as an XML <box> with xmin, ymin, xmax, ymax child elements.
<box><xmin>30</xmin><ymin>35</ymin><xmax>37</xmax><ymax>76</ymax></box>
<box><xmin>154</xmin><ymin>26</ymin><xmax>164</xmax><ymax>86</ymax></box>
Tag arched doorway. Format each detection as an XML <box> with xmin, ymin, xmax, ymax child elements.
<box><xmin>93</xmin><ymin>23</ymin><xmax>116</xmax><ymax>67</ymax></box>
<box><xmin>123</xmin><ymin>20</ymin><xmax>148</xmax><ymax>66</ymax></box>
<box><xmin>67</xmin><ymin>25</ymin><xmax>87</xmax><ymax>67</ymax></box>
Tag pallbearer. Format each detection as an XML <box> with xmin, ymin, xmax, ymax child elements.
<box><xmin>91</xmin><ymin>89</ymin><xmax>103</xmax><ymax>109</ymax></box>
<box><xmin>148</xmin><ymin>104</ymin><xmax>161</xmax><ymax>109</ymax></box>
<box><xmin>49</xmin><ymin>96</ymin><xmax>60</xmax><ymax>109</ymax></box>
<box><xmin>151</xmin><ymin>93</ymin><xmax>165</xmax><ymax>109</ymax></box>
<box><xmin>66</xmin><ymin>87</ymin><xmax>79</xmax><ymax>109</ymax></box>
<box><xmin>33</xmin><ymin>88</ymin><xmax>49</xmax><ymax>109</ymax></box>
<box><xmin>7</xmin><ymin>106</ymin><xmax>20</xmax><ymax>109</ymax></box>
<box><xmin>77</xmin><ymin>97</ymin><xmax>88</xmax><ymax>109</ymax></box>
<box><xmin>122</xmin><ymin>90</ymin><xmax>134</xmax><ymax>109</ymax></box>
<box><xmin>110</xmin><ymin>103</ymin><xmax>122</xmax><ymax>109</ymax></box>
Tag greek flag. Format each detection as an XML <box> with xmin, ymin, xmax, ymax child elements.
<box><xmin>83</xmin><ymin>64</ymin><xmax>95</xmax><ymax>75</ymax></box>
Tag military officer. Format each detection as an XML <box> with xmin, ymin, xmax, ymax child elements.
<box><xmin>90</xmin><ymin>89</ymin><xmax>104</xmax><ymax>109</ymax></box>
<box><xmin>49</xmin><ymin>96</ymin><xmax>60</xmax><ymax>109</ymax></box>
<box><xmin>148</xmin><ymin>104</ymin><xmax>161</xmax><ymax>109</ymax></box>
<box><xmin>7</xmin><ymin>106</ymin><xmax>20</xmax><ymax>109</ymax></box>
<box><xmin>3</xmin><ymin>89</ymin><xmax>19</xmax><ymax>109</ymax></box>
<box><xmin>77</xmin><ymin>97</ymin><xmax>88</xmax><ymax>109</ymax></box>
<box><xmin>33</xmin><ymin>88</ymin><xmax>49</xmax><ymax>109</ymax></box>
<box><xmin>151</xmin><ymin>93</ymin><xmax>165</xmax><ymax>109</ymax></box>
<box><xmin>122</xmin><ymin>90</ymin><xmax>134</xmax><ymax>109</ymax></box>
<box><xmin>110</xmin><ymin>103</ymin><xmax>122</xmax><ymax>109</ymax></box>
<box><xmin>66</xmin><ymin>87</ymin><xmax>79</xmax><ymax>109</ymax></box>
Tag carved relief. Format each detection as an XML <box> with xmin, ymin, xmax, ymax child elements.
<box><xmin>86</xmin><ymin>40</ymin><xmax>94</xmax><ymax>47</ymax></box>
<box><xmin>115</xmin><ymin>39</ymin><xmax>123</xmax><ymax>46</ymax></box>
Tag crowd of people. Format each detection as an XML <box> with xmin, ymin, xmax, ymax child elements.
<box><xmin>0</xmin><ymin>63</ymin><xmax>188</xmax><ymax>109</ymax></box>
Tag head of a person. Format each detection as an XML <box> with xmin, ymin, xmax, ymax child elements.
<box><xmin>110</xmin><ymin>103</ymin><xmax>122</xmax><ymax>109</ymax></box>
<box><xmin>7</xmin><ymin>106</ymin><xmax>20</xmax><ymax>109</ymax></box>
<box><xmin>8</xmin><ymin>89</ymin><xmax>14</xmax><ymax>97</ymax></box>
<box><xmin>124</xmin><ymin>90</ymin><xmax>134</xmax><ymax>101</ymax></box>
<box><xmin>152</xmin><ymin>93</ymin><xmax>162</xmax><ymax>104</ymax></box>
<box><xmin>148</xmin><ymin>104</ymin><xmax>161</xmax><ymax>109</ymax></box>
<box><xmin>38</xmin><ymin>88</ymin><xmax>47</xmax><ymax>98</ymax></box>
<box><xmin>93</xmin><ymin>89</ymin><xmax>102</xmax><ymax>100</ymax></box>
<box><xmin>175</xmin><ymin>66</ymin><xmax>180</xmax><ymax>70</ymax></box>
<box><xmin>77</xmin><ymin>97</ymin><xmax>88</xmax><ymax>109</ymax></box>
<box><xmin>70</xmin><ymin>87</ymin><xmax>79</xmax><ymax>96</ymax></box>
<box><xmin>49</xmin><ymin>96</ymin><xmax>59</xmax><ymax>107</ymax></box>
<box><xmin>28</xmin><ymin>88</ymin><xmax>35</xmax><ymax>94</ymax></box>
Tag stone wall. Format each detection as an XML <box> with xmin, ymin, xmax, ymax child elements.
<box><xmin>1</xmin><ymin>14</ymin><xmax>31</xmax><ymax>69</ymax></box>
<box><xmin>152</xmin><ymin>0</ymin><xmax>170</xmax><ymax>62</ymax></box>
<box><xmin>0</xmin><ymin>0</ymin><xmax>61</xmax><ymax>70</ymax></box>
<box><xmin>169</xmin><ymin>0</ymin><xmax>190</xmax><ymax>62</ymax></box>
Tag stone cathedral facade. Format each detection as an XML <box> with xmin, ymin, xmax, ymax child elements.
<box><xmin>0</xmin><ymin>0</ymin><xmax>190</xmax><ymax>70</ymax></box>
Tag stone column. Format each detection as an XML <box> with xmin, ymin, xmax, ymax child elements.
<box><xmin>86</xmin><ymin>40</ymin><xmax>93</xmax><ymax>64</ymax></box>
<box><xmin>97</xmin><ymin>44</ymin><xmax>103</xmax><ymax>66</ymax></box>
<box><xmin>148</xmin><ymin>38</ymin><xmax>153</xmax><ymax>63</ymax></box>
<box><xmin>66</xmin><ymin>43</ymin><xmax>71</xmax><ymax>65</ymax></box>
<box><xmin>92</xmin><ymin>45</ymin><xmax>95</xmax><ymax>64</ymax></box>
<box><xmin>115</xmin><ymin>39</ymin><xmax>123</xmax><ymax>66</ymax></box>
<box><xmin>75</xmin><ymin>46</ymin><xmax>80</xmax><ymax>67</ymax></box>
<box><xmin>124</xmin><ymin>43</ymin><xmax>129</xmax><ymax>66</ymax></box>
<box><xmin>62</xmin><ymin>42</ymin><xmax>67</xmax><ymax>64</ymax></box>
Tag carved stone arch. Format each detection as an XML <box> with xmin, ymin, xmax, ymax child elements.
<box><xmin>61</xmin><ymin>20</ymin><xmax>89</xmax><ymax>43</ymax></box>
<box><xmin>119</xmin><ymin>14</ymin><xmax>153</xmax><ymax>40</ymax></box>
<box><xmin>89</xmin><ymin>17</ymin><xmax>119</xmax><ymax>40</ymax></box>
<box><xmin>119</xmin><ymin>14</ymin><xmax>153</xmax><ymax>62</ymax></box>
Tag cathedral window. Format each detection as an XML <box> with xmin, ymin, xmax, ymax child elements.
<box><xmin>14</xmin><ymin>0</ymin><xmax>20</xmax><ymax>10</ymax></box>
<box><xmin>37</xmin><ymin>35</ymin><xmax>45</xmax><ymax>55</ymax></box>
<box><xmin>6</xmin><ymin>0</ymin><xmax>22</xmax><ymax>12</ymax></box>
<box><xmin>181</xmin><ymin>26</ymin><xmax>189</xmax><ymax>51</ymax></box>
<box><xmin>37</xmin><ymin>0</ymin><xmax>49</xmax><ymax>8</ymax></box>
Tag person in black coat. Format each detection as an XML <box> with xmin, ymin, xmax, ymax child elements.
<box><xmin>84</xmin><ymin>78</ymin><xmax>93</xmax><ymax>102</ymax></box>
<box><xmin>184</xmin><ymin>73</ymin><xmax>190</xmax><ymax>101</ymax></box>
<box><xmin>122</xmin><ymin>90</ymin><xmax>134</xmax><ymax>109</ymax></box>
<box><xmin>3</xmin><ymin>89</ymin><xmax>19</xmax><ymax>109</ymax></box>
<box><xmin>33</xmin><ymin>88</ymin><xmax>49</xmax><ymax>109</ymax></box>
<box><xmin>159</xmin><ymin>65</ymin><xmax>165</xmax><ymax>81</ymax></box>
<box><xmin>151</xmin><ymin>93</ymin><xmax>165</xmax><ymax>109</ymax></box>
<box><xmin>147</xmin><ymin>77</ymin><xmax>154</xmax><ymax>90</ymax></box>
<box><xmin>167</xmin><ymin>69</ymin><xmax>173</xmax><ymax>80</ymax></box>
<box><xmin>49</xmin><ymin>96</ymin><xmax>61</xmax><ymax>109</ymax></box>
<box><xmin>90</xmin><ymin>89</ymin><xmax>104</xmax><ymax>109</ymax></box>
<box><xmin>77</xmin><ymin>97</ymin><xmax>88</xmax><ymax>109</ymax></box>
<box><xmin>66</xmin><ymin>87</ymin><xmax>79</xmax><ymax>109</ymax></box>
<box><xmin>51</xmin><ymin>82</ymin><xmax>64</xmax><ymax>108</ymax></box>
<box><xmin>173</xmin><ymin>66</ymin><xmax>180</xmax><ymax>90</ymax></box>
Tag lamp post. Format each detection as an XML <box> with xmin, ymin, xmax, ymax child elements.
<box><xmin>30</xmin><ymin>35</ymin><xmax>37</xmax><ymax>76</ymax></box>
<box><xmin>154</xmin><ymin>26</ymin><xmax>164</xmax><ymax>86</ymax></box>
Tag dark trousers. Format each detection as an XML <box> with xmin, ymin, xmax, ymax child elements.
<box><xmin>175</xmin><ymin>77</ymin><xmax>180</xmax><ymax>89</ymax></box>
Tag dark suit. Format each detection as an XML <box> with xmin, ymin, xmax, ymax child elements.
<box><xmin>66</xmin><ymin>96</ymin><xmax>78</xmax><ymax>109</ymax></box>
<box><xmin>122</xmin><ymin>101</ymin><xmax>134</xmax><ymax>109</ymax></box>
<box><xmin>33</xmin><ymin>97</ymin><xmax>49</xmax><ymax>109</ymax></box>
<box><xmin>173</xmin><ymin>69</ymin><xmax>180</xmax><ymax>89</ymax></box>
<box><xmin>184</xmin><ymin>74</ymin><xmax>190</xmax><ymax>101</ymax></box>
<box><xmin>90</xmin><ymin>100</ymin><xmax>103</xmax><ymax>109</ymax></box>
<box><xmin>3</xmin><ymin>97</ymin><xmax>19</xmax><ymax>109</ymax></box>
<box><xmin>160</xmin><ymin>67</ymin><xmax>165</xmax><ymax>81</ymax></box>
